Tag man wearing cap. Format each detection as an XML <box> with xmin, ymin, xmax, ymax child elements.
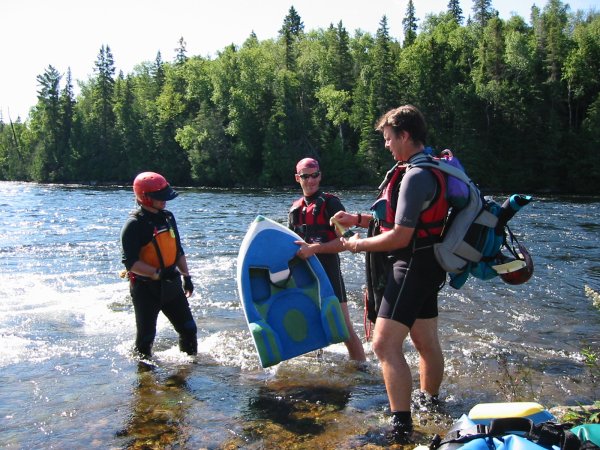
<box><xmin>120</xmin><ymin>171</ymin><xmax>198</xmax><ymax>358</ymax></box>
<box><xmin>288</xmin><ymin>158</ymin><xmax>366</xmax><ymax>362</ymax></box>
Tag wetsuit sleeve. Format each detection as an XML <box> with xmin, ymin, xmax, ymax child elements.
<box><xmin>394</xmin><ymin>168</ymin><xmax>438</xmax><ymax>228</ymax></box>
<box><xmin>325</xmin><ymin>196</ymin><xmax>345</xmax><ymax>217</ymax></box>
<box><xmin>121</xmin><ymin>216</ymin><xmax>143</xmax><ymax>270</ymax></box>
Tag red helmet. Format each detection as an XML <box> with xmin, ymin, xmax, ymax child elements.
<box><xmin>500</xmin><ymin>243</ymin><xmax>534</xmax><ymax>285</ymax></box>
<box><xmin>133</xmin><ymin>172</ymin><xmax>178</xmax><ymax>207</ymax></box>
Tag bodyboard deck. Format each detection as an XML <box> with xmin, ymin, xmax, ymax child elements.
<box><xmin>237</xmin><ymin>215</ymin><xmax>349</xmax><ymax>367</ymax></box>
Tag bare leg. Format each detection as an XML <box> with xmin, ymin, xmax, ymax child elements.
<box><xmin>410</xmin><ymin>317</ymin><xmax>443</xmax><ymax>396</ymax></box>
<box><xmin>340</xmin><ymin>302</ymin><xmax>366</xmax><ymax>362</ymax></box>
<box><xmin>372</xmin><ymin>317</ymin><xmax>411</xmax><ymax>411</ymax></box>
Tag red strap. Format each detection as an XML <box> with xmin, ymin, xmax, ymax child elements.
<box><xmin>363</xmin><ymin>289</ymin><xmax>373</xmax><ymax>341</ymax></box>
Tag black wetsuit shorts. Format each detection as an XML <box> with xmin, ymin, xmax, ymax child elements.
<box><xmin>377</xmin><ymin>246</ymin><xmax>445</xmax><ymax>328</ymax></box>
<box><xmin>318</xmin><ymin>254</ymin><xmax>347</xmax><ymax>303</ymax></box>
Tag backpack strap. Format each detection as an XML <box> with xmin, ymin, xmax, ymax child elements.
<box><xmin>430</xmin><ymin>424</ymin><xmax>489</xmax><ymax>449</ymax></box>
<box><xmin>488</xmin><ymin>418</ymin><xmax>534</xmax><ymax>436</ymax></box>
<box><xmin>408</xmin><ymin>154</ymin><xmax>473</xmax><ymax>186</ymax></box>
<box><xmin>526</xmin><ymin>422</ymin><xmax>582</xmax><ymax>450</ymax></box>
<box><xmin>378</xmin><ymin>162</ymin><xmax>401</xmax><ymax>192</ymax></box>
<box><xmin>313</xmin><ymin>194</ymin><xmax>327</xmax><ymax>218</ymax></box>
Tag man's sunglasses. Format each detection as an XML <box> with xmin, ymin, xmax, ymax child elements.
<box><xmin>298</xmin><ymin>171</ymin><xmax>321</xmax><ymax>180</ymax></box>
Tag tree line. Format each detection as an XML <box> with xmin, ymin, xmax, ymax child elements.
<box><xmin>1</xmin><ymin>0</ymin><xmax>598</xmax><ymax>193</ymax></box>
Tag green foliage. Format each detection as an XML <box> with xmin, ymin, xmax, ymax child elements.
<box><xmin>561</xmin><ymin>401</ymin><xmax>600</xmax><ymax>425</ymax></box>
<box><xmin>1</xmin><ymin>1</ymin><xmax>599</xmax><ymax>193</ymax></box>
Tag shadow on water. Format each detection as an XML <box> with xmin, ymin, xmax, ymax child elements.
<box><xmin>107</xmin><ymin>345</ymin><xmax>598</xmax><ymax>449</ymax></box>
<box><xmin>238</xmin><ymin>381</ymin><xmax>384</xmax><ymax>449</ymax></box>
<box><xmin>245</xmin><ymin>384</ymin><xmax>350</xmax><ymax>436</ymax></box>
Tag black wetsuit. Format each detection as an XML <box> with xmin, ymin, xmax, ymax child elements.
<box><xmin>121</xmin><ymin>208</ymin><xmax>197</xmax><ymax>357</ymax></box>
<box><xmin>372</xmin><ymin>157</ymin><xmax>447</xmax><ymax>327</ymax></box>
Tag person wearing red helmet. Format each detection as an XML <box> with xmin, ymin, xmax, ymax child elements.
<box><xmin>121</xmin><ymin>172</ymin><xmax>197</xmax><ymax>358</ymax></box>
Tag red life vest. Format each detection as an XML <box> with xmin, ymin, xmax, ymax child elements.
<box><xmin>289</xmin><ymin>193</ymin><xmax>338</xmax><ymax>243</ymax></box>
<box><xmin>374</xmin><ymin>163</ymin><xmax>449</xmax><ymax>242</ymax></box>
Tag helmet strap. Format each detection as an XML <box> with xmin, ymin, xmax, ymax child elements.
<box><xmin>504</xmin><ymin>226</ymin><xmax>523</xmax><ymax>260</ymax></box>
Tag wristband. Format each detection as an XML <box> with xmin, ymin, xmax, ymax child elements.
<box><xmin>356</xmin><ymin>213</ymin><xmax>362</xmax><ymax>226</ymax></box>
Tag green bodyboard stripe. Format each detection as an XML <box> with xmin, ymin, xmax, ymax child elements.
<box><xmin>250</xmin><ymin>322</ymin><xmax>281</xmax><ymax>366</ymax></box>
<box><xmin>322</xmin><ymin>296</ymin><xmax>349</xmax><ymax>343</ymax></box>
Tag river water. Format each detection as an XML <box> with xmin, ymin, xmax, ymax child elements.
<box><xmin>0</xmin><ymin>182</ymin><xmax>598</xmax><ymax>449</ymax></box>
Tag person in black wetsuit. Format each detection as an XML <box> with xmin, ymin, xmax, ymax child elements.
<box><xmin>121</xmin><ymin>172</ymin><xmax>197</xmax><ymax>358</ymax></box>
<box><xmin>288</xmin><ymin>158</ymin><xmax>366</xmax><ymax>362</ymax></box>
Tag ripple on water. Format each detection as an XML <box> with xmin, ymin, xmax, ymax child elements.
<box><xmin>1</xmin><ymin>185</ymin><xmax>599</xmax><ymax>448</ymax></box>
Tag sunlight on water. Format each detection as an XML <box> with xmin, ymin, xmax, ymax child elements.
<box><xmin>0</xmin><ymin>184</ymin><xmax>599</xmax><ymax>448</ymax></box>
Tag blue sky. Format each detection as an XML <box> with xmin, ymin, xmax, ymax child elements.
<box><xmin>1</xmin><ymin>0</ymin><xmax>597</xmax><ymax>120</ymax></box>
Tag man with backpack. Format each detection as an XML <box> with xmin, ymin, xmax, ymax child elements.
<box><xmin>288</xmin><ymin>157</ymin><xmax>366</xmax><ymax>362</ymax></box>
<box><xmin>333</xmin><ymin>105</ymin><xmax>448</xmax><ymax>443</ymax></box>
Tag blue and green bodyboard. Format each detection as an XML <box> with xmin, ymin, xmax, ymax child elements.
<box><xmin>237</xmin><ymin>215</ymin><xmax>349</xmax><ymax>367</ymax></box>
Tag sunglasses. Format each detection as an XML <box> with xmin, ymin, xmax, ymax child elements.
<box><xmin>298</xmin><ymin>171</ymin><xmax>321</xmax><ymax>180</ymax></box>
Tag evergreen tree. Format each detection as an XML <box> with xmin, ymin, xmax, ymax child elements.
<box><xmin>279</xmin><ymin>6</ymin><xmax>304</xmax><ymax>37</ymax></box>
<box><xmin>563</xmin><ymin>12</ymin><xmax>600</xmax><ymax>131</ymax></box>
<box><xmin>79</xmin><ymin>44</ymin><xmax>117</xmax><ymax>180</ymax></box>
<box><xmin>540</xmin><ymin>0</ymin><xmax>570</xmax><ymax>84</ymax></box>
<box><xmin>448</xmin><ymin>0</ymin><xmax>464</xmax><ymax>24</ymax></box>
<box><xmin>30</xmin><ymin>65</ymin><xmax>62</xmax><ymax>181</ymax></box>
<box><xmin>153</xmin><ymin>51</ymin><xmax>166</xmax><ymax>88</ymax></box>
<box><xmin>372</xmin><ymin>16</ymin><xmax>400</xmax><ymax>119</ymax></box>
<box><xmin>0</xmin><ymin>114</ymin><xmax>26</xmax><ymax>179</ymax></box>
<box><xmin>58</xmin><ymin>68</ymin><xmax>75</xmax><ymax>180</ymax></box>
<box><xmin>279</xmin><ymin>6</ymin><xmax>304</xmax><ymax>70</ymax></box>
<box><xmin>317</xmin><ymin>21</ymin><xmax>357</xmax><ymax>170</ymax></box>
<box><xmin>472</xmin><ymin>0</ymin><xmax>495</xmax><ymax>27</ymax></box>
<box><xmin>475</xmin><ymin>16</ymin><xmax>506</xmax><ymax>84</ymax></box>
<box><xmin>326</xmin><ymin>21</ymin><xmax>354</xmax><ymax>92</ymax></box>
<box><xmin>356</xmin><ymin>16</ymin><xmax>400</xmax><ymax>178</ymax></box>
<box><xmin>403</xmin><ymin>0</ymin><xmax>419</xmax><ymax>47</ymax></box>
<box><xmin>175</xmin><ymin>37</ymin><xmax>188</xmax><ymax>65</ymax></box>
<box><xmin>113</xmin><ymin>74</ymin><xmax>143</xmax><ymax>179</ymax></box>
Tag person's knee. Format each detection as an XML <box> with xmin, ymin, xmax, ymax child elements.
<box><xmin>412</xmin><ymin>330</ymin><xmax>441</xmax><ymax>355</ymax></box>
<box><xmin>411</xmin><ymin>334</ymin><xmax>429</xmax><ymax>352</ymax></box>
<box><xmin>411</xmin><ymin>320</ymin><xmax>440</xmax><ymax>353</ymax></box>
<box><xmin>372</xmin><ymin>334</ymin><xmax>400</xmax><ymax>361</ymax></box>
